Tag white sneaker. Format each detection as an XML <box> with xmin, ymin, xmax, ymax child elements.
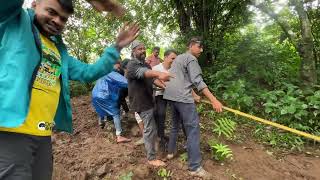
<box><xmin>189</xmin><ymin>167</ymin><xmax>213</xmax><ymax>179</ymax></box>
<box><xmin>166</xmin><ymin>154</ymin><xmax>174</xmax><ymax>160</ymax></box>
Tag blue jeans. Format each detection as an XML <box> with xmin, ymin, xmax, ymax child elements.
<box><xmin>100</xmin><ymin>114</ymin><xmax>122</xmax><ymax>136</ymax></box>
<box><xmin>112</xmin><ymin>114</ymin><xmax>122</xmax><ymax>136</ymax></box>
<box><xmin>167</xmin><ymin>101</ymin><xmax>201</xmax><ymax>171</ymax></box>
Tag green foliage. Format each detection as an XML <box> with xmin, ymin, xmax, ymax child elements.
<box><xmin>64</xmin><ymin>0</ymin><xmax>123</xmax><ymax>63</ymax></box>
<box><xmin>203</xmin><ymin>20</ymin><xmax>319</xmax><ymax>147</ymax></box>
<box><xmin>212</xmin><ymin>118</ymin><xmax>237</xmax><ymax>140</ymax></box>
<box><xmin>208</xmin><ymin>139</ymin><xmax>233</xmax><ymax>161</ymax></box>
<box><xmin>179</xmin><ymin>152</ymin><xmax>188</xmax><ymax>162</ymax></box>
<box><xmin>157</xmin><ymin>168</ymin><xmax>173</xmax><ymax>180</ymax></box>
<box><xmin>70</xmin><ymin>81</ymin><xmax>92</xmax><ymax>97</ymax></box>
<box><xmin>254</xmin><ymin>125</ymin><xmax>304</xmax><ymax>151</ymax></box>
<box><xmin>196</xmin><ymin>103</ymin><xmax>206</xmax><ymax>114</ymax></box>
<box><xmin>119</xmin><ymin>171</ymin><xmax>133</xmax><ymax>180</ymax></box>
<box><xmin>261</xmin><ymin>83</ymin><xmax>320</xmax><ymax>133</ymax></box>
<box><xmin>204</xmin><ymin>65</ymin><xmax>259</xmax><ymax>112</ymax></box>
<box><xmin>59</xmin><ymin>0</ymin><xmax>319</xmax><ymax>150</ymax></box>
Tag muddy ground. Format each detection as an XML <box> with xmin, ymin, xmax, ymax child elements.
<box><xmin>52</xmin><ymin>95</ymin><xmax>320</xmax><ymax>180</ymax></box>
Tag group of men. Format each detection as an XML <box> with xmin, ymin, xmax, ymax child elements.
<box><xmin>0</xmin><ymin>0</ymin><xmax>222</xmax><ymax>179</ymax></box>
<box><xmin>122</xmin><ymin>39</ymin><xmax>223</xmax><ymax>178</ymax></box>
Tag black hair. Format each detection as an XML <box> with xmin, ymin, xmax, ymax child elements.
<box><xmin>57</xmin><ymin>0</ymin><xmax>74</xmax><ymax>14</ymax></box>
<box><xmin>164</xmin><ymin>49</ymin><xmax>177</xmax><ymax>57</ymax></box>
<box><xmin>152</xmin><ymin>46</ymin><xmax>160</xmax><ymax>51</ymax></box>
<box><xmin>187</xmin><ymin>36</ymin><xmax>203</xmax><ymax>47</ymax></box>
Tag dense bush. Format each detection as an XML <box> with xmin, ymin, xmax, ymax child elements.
<box><xmin>203</xmin><ymin>25</ymin><xmax>320</xmax><ymax>148</ymax></box>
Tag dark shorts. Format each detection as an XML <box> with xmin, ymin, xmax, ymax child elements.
<box><xmin>0</xmin><ymin>131</ymin><xmax>52</xmax><ymax>180</ymax></box>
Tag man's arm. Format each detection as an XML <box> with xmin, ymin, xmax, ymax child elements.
<box><xmin>127</xmin><ymin>58</ymin><xmax>172</xmax><ymax>84</ymax></box>
<box><xmin>144</xmin><ymin>70</ymin><xmax>172</xmax><ymax>81</ymax></box>
<box><xmin>68</xmin><ymin>45</ymin><xmax>120</xmax><ymax>82</ymax></box>
<box><xmin>87</xmin><ymin>0</ymin><xmax>125</xmax><ymax>17</ymax></box>
<box><xmin>68</xmin><ymin>23</ymin><xmax>139</xmax><ymax>82</ymax></box>
<box><xmin>201</xmin><ymin>88</ymin><xmax>222</xmax><ymax>112</ymax></box>
<box><xmin>0</xmin><ymin>0</ymin><xmax>23</xmax><ymax>22</ymax></box>
<box><xmin>187</xmin><ymin>60</ymin><xmax>222</xmax><ymax>112</ymax></box>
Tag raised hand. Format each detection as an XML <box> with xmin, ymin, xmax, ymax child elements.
<box><xmin>88</xmin><ymin>0</ymin><xmax>125</xmax><ymax>17</ymax></box>
<box><xmin>115</xmin><ymin>22</ymin><xmax>140</xmax><ymax>51</ymax></box>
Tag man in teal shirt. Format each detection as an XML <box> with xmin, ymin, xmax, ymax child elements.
<box><xmin>0</xmin><ymin>0</ymin><xmax>139</xmax><ymax>179</ymax></box>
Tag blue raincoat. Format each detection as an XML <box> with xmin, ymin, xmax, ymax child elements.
<box><xmin>92</xmin><ymin>71</ymin><xmax>128</xmax><ymax>117</ymax></box>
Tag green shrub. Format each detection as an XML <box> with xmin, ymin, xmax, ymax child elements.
<box><xmin>212</xmin><ymin>117</ymin><xmax>237</xmax><ymax>140</ymax></box>
<box><xmin>208</xmin><ymin>139</ymin><xmax>233</xmax><ymax>161</ymax></box>
<box><xmin>254</xmin><ymin>125</ymin><xmax>304</xmax><ymax>151</ymax></box>
<box><xmin>261</xmin><ymin>83</ymin><xmax>320</xmax><ymax>133</ymax></box>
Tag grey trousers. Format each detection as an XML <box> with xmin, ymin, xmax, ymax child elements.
<box><xmin>0</xmin><ymin>131</ymin><xmax>53</xmax><ymax>180</ymax></box>
<box><xmin>138</xmin><ymin>108</ymin><xmax>157</xmax><ymax>160</ymax></box>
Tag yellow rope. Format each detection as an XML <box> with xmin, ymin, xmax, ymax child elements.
<box><xmin>201</xmin><ymin>100</ymin><xmax>320</xmax><ymax>142</ymax></box>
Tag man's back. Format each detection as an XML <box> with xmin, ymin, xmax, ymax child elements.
<box><xmin>92</xmin><ymin>71</ymin><xmax>127</xmax><ymax>100</ymax></box>
<box><xmin>163</xmin><ymin>52</ymin><xmax>206</xmax><ymax>103</ymax></box>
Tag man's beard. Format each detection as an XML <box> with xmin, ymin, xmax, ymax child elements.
<box><xmin>135</xmin><ymin>53</ymin><xmax>146</xmax><ymax>62</ymax></box>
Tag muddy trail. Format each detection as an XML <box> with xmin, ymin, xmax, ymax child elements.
<box><xmin>52</xmin><ymin>95</ymin><xmax>320</xmax><ymax>180</ymax></box>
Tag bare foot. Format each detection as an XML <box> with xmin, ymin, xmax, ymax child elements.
<box><xmin>147</xmin><ymin>159</ymin><xmax>166</xmax><ymax>167</ymax></box>
<box><xmin>116</xmin><ymin>136</ymin><xmax>131</xmax><ymax>143</ymax></box>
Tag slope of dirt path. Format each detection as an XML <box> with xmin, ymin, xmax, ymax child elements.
<box><xmin>52</xmin><ymin>95</ymin><xmax>320</xmax><ymax>180</ymax></box>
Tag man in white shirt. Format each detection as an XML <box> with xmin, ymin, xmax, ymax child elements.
<box><xmin>152</xmin><ymin>49</ymin><xmax>177</xmax><ymax>152</ymax></box>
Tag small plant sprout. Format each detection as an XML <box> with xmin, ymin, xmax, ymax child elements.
<box><xmin>179</xmin><ymin>152</ymin><xmax>188</xmax><ymax>162</ymax></box>
<box><xmin>208</xmin><ymin>138</ymin><xmax>233</xmax><ymax>161</ymax></box>
<box><xmin>157</xmin><ymin>168</ymin><xmax>173</xmax><ymax>180</ymax></box>
<box><xmin>119</xmin><ymin>171</ymin><xmax>133</xmax><ymax>180</ymax></box>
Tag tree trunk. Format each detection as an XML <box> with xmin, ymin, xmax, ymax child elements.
<box><xmin>174</xmin><ymin>0</ymin><xmax>191</xmax><ymax>35</ymax></box>
<box><xmin>255</xmin><ymin>1</ymin><xmax>317</xmax><ymax>85</ymax></box>
<box><xmin>291</xmin><ymin>0</ymin><xmax>317</xmax><ymax>85</ymax></box>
